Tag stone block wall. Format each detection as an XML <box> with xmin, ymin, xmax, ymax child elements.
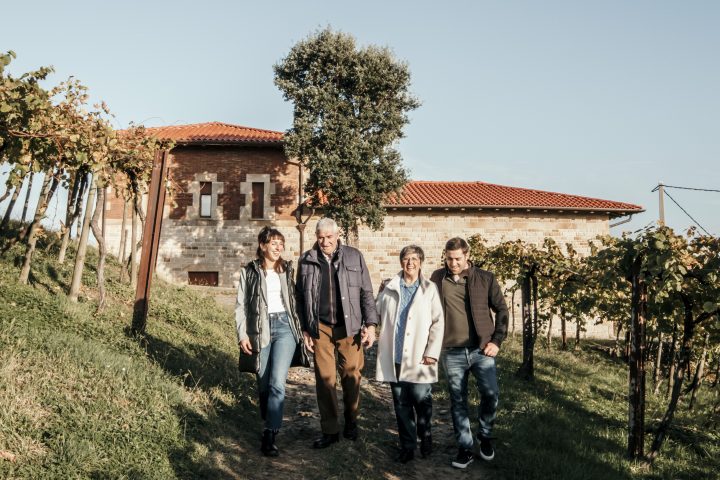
<box><xmin>358</xmin><ymin>209</ymin><xmax>608</xmax><ymax>283</ymax></box>
<box><xmin>357</xmin><ymin>209</ymin><xmax>613</xmax><ymax>338</ymax></box>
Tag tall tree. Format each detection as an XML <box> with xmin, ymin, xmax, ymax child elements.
<box><xmin>274</xmin><ymin>27</ymin><xmax>420</xmax><ymax>238</ymax></box>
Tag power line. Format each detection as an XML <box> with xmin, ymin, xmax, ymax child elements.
<box><xmin>663</xmin><ymin>190</ymin><xmax>713</xmax><ymax>236</ymax></box>
<box><xmin>651</xmin><ymin>184</ymin><xmax>720</xmax><ymax>193</ymax></box>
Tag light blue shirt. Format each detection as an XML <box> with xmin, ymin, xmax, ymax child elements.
<box><xmin>395</xmin><ymin>277</ymin><xmax>419</xmax><ymax>364</ymax></box>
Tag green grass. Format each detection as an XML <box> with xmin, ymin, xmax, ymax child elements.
<box><xmin>0</xmin><ymin>227</ymin><xmax>256</xmax><ymax>478</ymax></box>
<box><xmin>0</xmin><ymin>226</ymin><xmax>717</xmax><ymax>479</ymax></box>
<box><xmin>437</xmin><ymin>338</ymin><xmax>720</xmax><ymax>480</ymax></box>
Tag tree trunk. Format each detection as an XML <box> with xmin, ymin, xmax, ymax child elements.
<box><xmin>101</xmin><ymin>186</ymin><xmax>107</xmax><ymax>235</ymax></box>
<box><xmin>0</xmin><ymin>184</ymin><xmax>21</xmax><ymax>230</ymax></box>
<box><xmin>627</xmin><ymin>272</ymin><xmax>647</xmax><ymax>459</ymax></box>
<box><xmin>648</xmin><ymin>297</ymin><xmax>696</xmax><ymax>461</ymax></box>
<box><xmin>560</xmin><ymin>307</ymin><xmax>568</xmax><ymax>350</ymax></box>
<box><xmin>118</xmin><ymin>198</ymin><xmax>128</xmax><ymax>259</ymax></box>
<box><xmin>130</xmin><ymin>200</ymin><xmax>138</xmax><ymax>286</ymax></box>
<box><xmin>510</xmin><ymin>289</ymin><xmax>517</xmax><ymax>338</ymax></box>
<box><xmin>68</xmin><ymin>175</ymin><xmax>97</xmax><ymax>301</ymax></box>
<box><xmin>624</xmin><ymin>330</ymin><xmax>631</xmax><ymax>362</ymax></box>
<box><xmin>711</xmin><ymin>357</ymin><xmax>720</xmax><ymax>388</ymax></box>
<box><xmin>517</xmin><ymin>273</ymin><xmax>534</xmax><ymax>380</ymax></box>
<box><xmin>20</xmin><ymin>172</ymin><xmax>35</xmax><ymax>223</ymax></box>
<box><xmin>688</xmin><ymin>332</ymin><xmax>710</xmax><ymax>410</ymax></box>
<box><xmin>0</xmin><ymin>185</ymin><xmax>13</xmax><ymax>205</ymax></box>
<box><xmin>58</xmin><ymin>171</ymin><xmax>87</xmax><ymax>264</ymax></box>
<box><xmin>667</xmin><ymin>319</ymin><xmax>679</xmax><ymax>398</ymax></box>
<box><xmin>18</xmin><ymin>172</ymin><xmax>60</xmax><ymax>284</ymax></box>
<box><xmin>118</xmin><ymin>198</ymin><xmax>128</xmax><ymax>282</ymax></box>
<box><xmin>344</xmin><ymin>223</ymin><xmax>359</xmax><ymax>248</ymax></box>
<box><xmin>574</xmin><ymin>319</ymin><xmax>582</xmax><ymax>352</ymax></box>
<box><xmin>546</xmin><ymin>315</ymin><xmax>553</xmax><ymax>351</ymax></box>
<box><xmin>613</xmin><ymin>322</ymin><xmax>623</xmax><ymax>357</ymax></box>
<box><xmin>653</xmin><ymin>333</ymin><xmax>664</xmax><ymax>395</ymax></box>
<box><xmin>532</xmin><ymin>275</ymin><xmax>539</xmax><ymax>339</ymax></box>
<box><xmin>89</xmin><ymin>186</ymin><xmax>107</xmax><ymax>313</ymax></box>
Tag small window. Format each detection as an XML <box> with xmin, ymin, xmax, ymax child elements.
<box><xmin>188</xmin><ymin>271</ymin><xmax>218</xmax><ymax>286</ymax></box>
<box><xmin>251</xmin><ymin>182</ymin><xmax>264</xmax><ymax>219</ymax></box>
<box><xmin>199</xmin><ymin>182</ymin><xmax>212</xmax><ymax>218</ymax></box>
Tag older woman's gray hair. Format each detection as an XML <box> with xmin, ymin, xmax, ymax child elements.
<box><xmin>315</xmin><ymin>217</ymin><xmax>339</xmax><ymax>234</ymax></box>
<box><xmin>399</xmin><ymin>245</ymin><xmax>425</xmax><ymax>263</ymax></box>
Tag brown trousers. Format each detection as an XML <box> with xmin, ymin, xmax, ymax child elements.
<box><xmin>313</xmin><ymin>322</ymin><xmax>365</xmax><ymax>434</ymax></box>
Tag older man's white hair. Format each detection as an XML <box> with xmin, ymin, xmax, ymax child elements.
<box><xmin>315</xmin><ymin>217</ymin><xmax>339</xmax><ymax>234</ymax></box>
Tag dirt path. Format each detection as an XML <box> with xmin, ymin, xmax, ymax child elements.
<box><xmin>208</xmin><ymin>291</ymin><xmax>495</xmax><ymax>480</ymax></box>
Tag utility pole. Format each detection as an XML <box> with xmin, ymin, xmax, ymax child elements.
<box><xmin>658</xmin><ymin>182</ymin><xmax>665</xmax><ymax>226</ymax></box>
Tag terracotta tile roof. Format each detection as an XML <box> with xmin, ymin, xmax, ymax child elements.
<box><xmin>144</xmin><ymin>122</ymin><xmax>283</xmax><ymax>144</ymax></box>
<box><xmin>386</xmin><ymin>181</ymin><xmax>644</xmax><ymax>215</ymax></box>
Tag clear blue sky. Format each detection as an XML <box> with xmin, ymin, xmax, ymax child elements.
<box><xmin>2</xmin><ymin>0</ymin><xmax>719</xmax><ymax>235</ymax></box>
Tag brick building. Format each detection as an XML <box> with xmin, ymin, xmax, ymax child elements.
<box><xmin>105</xmin><ymin>121</ymin><xmax>644</xmax><ymax>337</ymax></box>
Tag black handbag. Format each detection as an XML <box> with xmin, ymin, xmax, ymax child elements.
<box><xmin>238</xmin><ymin>349</ymin><xmax>261</xmax><ymax>374</ymax></box>
<box><xmin>290</xmin><ymin>342</ymin><xmax>312</xmax><ymax>368</ymax></box>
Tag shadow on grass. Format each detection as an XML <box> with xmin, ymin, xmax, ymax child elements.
<box><xmin>452</xmin><ymin>347</ymin><xmax>631</xmax><ymax>480</ymax></box>
<box><xmin>133</xmin><ymin>330</ymin><xmax>243</xmax><ymax>392</ymax></box>
<box><xmin>129</xmin><ymin>329</ymin><xmax>267</xmax><ymax>478</ymax></box>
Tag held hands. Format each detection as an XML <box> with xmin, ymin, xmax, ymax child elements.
<box><xmin>421</xmin><ymin>356</ymin><xmax>437</xmax><ymax>365</ymax></box>
<box><xmin>302</xmin><ymin>331</ymin><xmax>315</xmax><ymax>353</ymax></box>
<box><xmin>238</xmin><ymin>339</ymin><xmax>253</xmax><ymax>355</ymax></box>
<box><xmin>361</xmin><ymin>325</ymin><xmax>376</xmax><ymax>348</ymax></box>
<box><xmin>483</xmin><ymin>342</ymin><xmax>500</xmax><ymax>357</ymax></box>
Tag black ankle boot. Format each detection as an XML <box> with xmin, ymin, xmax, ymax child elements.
<box><xmin>261</xmin><ymin>429</ymin><xmax>279</xmax><ymax>457</ymax></box>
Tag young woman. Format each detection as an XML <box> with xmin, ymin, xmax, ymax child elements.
<box><xmin>375</xmin><ymin>245</ymin><xmax>445</xmax><ymax>463</ymax></box>
<box><xmin>235</xmin><ymin>227</ymin><xmax>303</xmax><ymax>456</ymax></box>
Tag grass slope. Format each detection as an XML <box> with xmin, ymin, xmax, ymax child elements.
<box><xmin>0</xmin><ymin>230</ymin><xmax>255</xmax><ymax>479</ymax></box>
<box><xmin>0</xmin><ymin>229</ymin><xmax>717</xmax><ymax>479</ymax></box>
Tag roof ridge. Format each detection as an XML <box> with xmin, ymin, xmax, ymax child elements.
<box><xmin>208</xmin><ymin>122</ymin><xmax>284</xmax><ymax>135</ymax></box>
<box><xmin>144</xmin><ymin>121</ymin><xmax>284</xmax><ymax>135</ymax></box>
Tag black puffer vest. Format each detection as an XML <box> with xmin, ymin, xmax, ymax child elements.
<box><xmin>244</xmin><ymin>259</ymin><xmax>302</xmax><ymax>351</ymax></box>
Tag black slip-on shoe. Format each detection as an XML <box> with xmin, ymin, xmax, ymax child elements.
<box><xmin>312</xmin><ymin>433</ymin><xmax>339</xmax><ymax>449</ymax></box>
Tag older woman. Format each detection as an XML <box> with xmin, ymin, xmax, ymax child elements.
<box><xmin>236</xmin><ymin>226</ymin><xmax>303</xmax><ymax>457</ymax></box>
<box><xmin>376</xmin><ymin>245</ymin><xmax>444</xmax><ymax>463</ymax></box>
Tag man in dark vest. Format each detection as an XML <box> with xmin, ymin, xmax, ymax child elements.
<box><xmin>296</xmin><ymin>217</ymin><xmax>378</xmax><ymax>448</ymax></box>
<box><xmin>430</xmin><ymin>237</ymin><xmax>509</xmax><ymax>469</ymax></box>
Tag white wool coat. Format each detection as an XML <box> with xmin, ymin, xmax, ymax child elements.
<box><xmin>375</xmin><ymin>272</ymin><xmax>444</xmax><ymax>384</ymax></box>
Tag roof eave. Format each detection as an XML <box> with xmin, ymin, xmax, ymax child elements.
<box><xmin>385</xmin><ymin>204</ymin><xmax>645</xmax><ymax>218</ymax></box>
<box><xmin>170</xmin><ymin>140</ymin><xmax>284</xmax><ymax>148</ymax></box>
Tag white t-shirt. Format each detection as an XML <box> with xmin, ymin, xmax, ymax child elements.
<box><xmin>265</xmin><ymin>269</ymin><xmax>285</xmax><ymax>314</ymax></box>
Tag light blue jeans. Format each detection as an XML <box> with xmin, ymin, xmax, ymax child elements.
<box><xmin>441</xmin><ymin>347</ymin><xmax>499</xmax><ymax>450</ymax></box>
<box><xmin>257</xmin><ymin>311</ymin><xmax>297</xmax><ymax>431</ymax></box>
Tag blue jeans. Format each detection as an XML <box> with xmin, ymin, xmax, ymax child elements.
<box><xmin>441</xmin><ymin>347</ymin><xmax>499</xmax><ymax>450</ymax></box>
<box><xmin>257</xmin><ymin>312</ymin><xmax>297</xmax><ymax>431</ymax></box>
<box><xmin>390</xmin><ymin>369</ymin><xmax>433</xmax><ymax>450</ymax></box>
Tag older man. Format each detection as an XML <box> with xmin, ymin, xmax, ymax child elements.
<box><xmin>296</xmin><ymin>218</ymin><xmax>378</xmax><ymax>448</ymax></box>
<box><xmin>430</xmin><ymin>237</ymin><xmax>509</xmax><ymax>469</ymax></box>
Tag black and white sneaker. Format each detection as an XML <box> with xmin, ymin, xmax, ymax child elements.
<box><xmin>451</xmin><ymin>448</ymin><xmax>474</xmax><ymax>469</ymax></box>
<box><xmin>478</xmin><ymin>437</ymin><xmax>495</xmax><ymax>461</ymax></box>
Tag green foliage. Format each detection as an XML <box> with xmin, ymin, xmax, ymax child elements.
<box><xmin>1</xmin><ymin>50</ymin><xmax>170</xmax><ymax>286</ymax></box>
<box><xmin>274</xmin><ymin>27</ymin><xmax>420</xmax><ymax>233</ymax></box>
